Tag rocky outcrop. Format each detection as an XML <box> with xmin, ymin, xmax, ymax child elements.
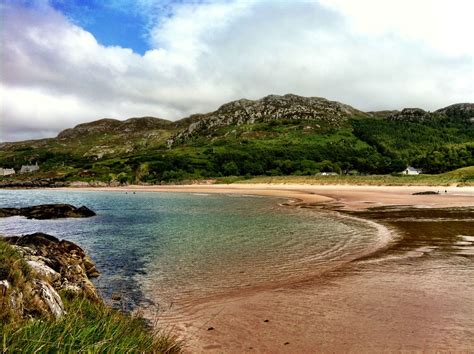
<box><xmin>387</xmin><ymin>104</ymin><xmax>474</xmax><ymax>123</ymax></box>
<box><xmin>0</xmin><ymin>204</ymin><xmax>96</xmax><ymax>219</ymax></box>
<box><xmin>167</xmin><ymin>94</ymin><xmax>367</xmax><ymax>146</ymax></box>
<box><xmin>387</xmin><ymin>108</ymin><xmax>432</xmax><ymax>122</ymax></box>
<box><xmin>3</xmin><ymin>233</ymin><xmax>101</xmax><ymax>319</ymax></box>
<box><xmin>0</xmin><ymin>178</ymin><xmax>69</xmax><ymax>189</ymax></box>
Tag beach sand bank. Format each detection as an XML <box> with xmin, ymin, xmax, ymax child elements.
<box><xmin>61</xmin><ymin>184</ymin><xmax>474</xmax><ymax>210</ymax></box>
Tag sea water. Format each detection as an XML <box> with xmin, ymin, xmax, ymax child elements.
<box><xmin>0</xmin><ymin>190</ymin><xmax>384</xmax><ymax>310</ymax></box>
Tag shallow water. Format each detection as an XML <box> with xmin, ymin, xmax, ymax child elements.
<box><xmin>0</xmin><ymin>190</ymin><xmax>385</xmax><ymax>310</ymax></box>
<box><xmin>162</xmin><ymin>206</ymin><xmax>474</xmax><ymax>352</ymax></box>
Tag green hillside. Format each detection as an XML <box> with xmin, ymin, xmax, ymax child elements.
<box><xmin>0</xmin><ymin>95</ymin><xmax>473</xmax><ymax>184</ymax></box>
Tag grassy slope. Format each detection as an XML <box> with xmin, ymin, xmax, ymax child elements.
<box><xmin>0</xmin><ymin>239</ymin><xmax>181</xmax><ymax>353</ymax></box>
<box><xmin>0</xmin><ymin>113</ymin><xmax>473</xmax><ymax>183</ymax></box>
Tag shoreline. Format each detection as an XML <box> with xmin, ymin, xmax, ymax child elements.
<box><xmin>54</xmin><ymin>183</ymin><xmax>474</xmax><ymax>211</ymax></box>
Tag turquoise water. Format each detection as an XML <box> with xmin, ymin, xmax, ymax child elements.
<box><xmin>0</xmin><ymin>190</ymin><xmax>383</xmax><ymax>310</ymax></box>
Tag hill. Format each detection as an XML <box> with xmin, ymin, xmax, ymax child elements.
<box><xmin>0</xmin><ymin>95</ymin><xmax>473</xmax><ymax>184</ymax></box>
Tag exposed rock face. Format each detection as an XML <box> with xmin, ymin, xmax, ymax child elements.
<box><xmin>0</xmin><ymin>204</ymin><xmax>96</xmax><ymax>219</ymax></box>
<box><xmin>4</xmin><ymin>233</ymin><xmax>101</xmax><ymax>319</ymax></box>
<box><xmin>168</xmin><ymin>94</ymin><xmax>367</xmax><ymax>146</ymax></box>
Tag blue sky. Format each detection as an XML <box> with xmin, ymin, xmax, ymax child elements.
<box><xmin>46</xmin><ymin>0</ymin><xmax>151</xmax><ymax>54</ymax></box>
<box><xmin>1</xmin><ymin>0</ymin><xmax>473</xmax><ymax>141</ymax></box>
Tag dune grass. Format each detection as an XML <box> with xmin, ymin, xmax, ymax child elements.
<box><xmin>235</xmin><ymin>166</ymin><xmax>474</xmax><ymax>186</ymax></box>
<box><xmin>1</xmin><ymin>296</ymin><xmax>181</xmax><ymax>353</ymax></box>
<box><xmin>0</xmin><ymin>239</ymin><xmax>182</xmax><ymax>353</ymax></box>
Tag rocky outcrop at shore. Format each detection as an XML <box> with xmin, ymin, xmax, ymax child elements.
<box><xmin>2</xmin><ymin>233</ymin><xmax>100</xmax><ymax>319</ymax></box>
<box><xmin>0</xmin><ymin>204</ymin><xmax>96</xmax><ymax>219</ymax></box>
<box><xmin>0</xmin><ymin>178</ymin><xmax>69</xmax><ymax>189</ymax></box>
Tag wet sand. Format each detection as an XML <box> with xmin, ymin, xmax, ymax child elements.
<box><xmin>64</xmin><ymin>184</ymin><xmax>474</xmax><ymax>352</ymax></box>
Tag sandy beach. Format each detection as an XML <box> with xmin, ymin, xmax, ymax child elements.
<box><xmin>62</xmin><ymin>184</ymin><xmax>474</xmax><ymax>352</ymax></box>
<box><xmin>63</xmin><ymin>183</ymin><xmax>474</xmax><ymax>210</ymax></box>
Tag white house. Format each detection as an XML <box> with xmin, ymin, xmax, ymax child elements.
<box><xmin>20</xmin><ymin>163</ymin><xmax>40</xmax><ymax>174</ymax></box>
<box><xmin>0</xmin><ymin>168</ymin><xmax>15</xmax><ymax>176</ymax></box>
<box><xmin>402</xmin><ymin>166</ymin><xmax>421</xmax><ymax>175</ymax></box>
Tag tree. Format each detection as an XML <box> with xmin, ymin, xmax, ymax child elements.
<box><xmin>223</xmin><ymin>161</ymin><xmax>239</xmax><ymax>176</ymax></box>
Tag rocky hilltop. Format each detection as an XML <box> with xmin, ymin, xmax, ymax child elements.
<box><xmin>387</xmin><ymin>103</ymin><xmax>474</xmax><ymax>122</ymax></box>
<box><xmin>387</xmin><ymin>108</ymin><xmax>434</xmax><ymax>122</ymax></box>
<box><xmin>436</xmin><ymin>103</ymin><xmax>474</xmax><ymax>120</ymax></box>
<box><xmin>57</xmin><ymin>116</ymin><xmax>172</xmax><ymax>140</ymax></box>
<box><xmin>168</xmin><ymin>94</ymin><xmax>367</xmax><ymax>145</ymax></box>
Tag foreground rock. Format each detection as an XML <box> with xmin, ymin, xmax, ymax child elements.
<box><xmin>0</xmin><ymin>204</ymin><xmax>96</xmax><ymax>219</ymax></box>
<box><xmin>3</xmin><ymin>233</ymin><xmax>100</xmax><ymax>319</ymax></box>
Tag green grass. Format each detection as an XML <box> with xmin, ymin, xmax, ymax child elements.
<box><xmin>0</xmin><ymin>239</ymin><xmax>182</xmax><ymax>353</ymax></box>
<box><xmin>1</xmin><ymin>297</ymin><xmax>182</xmax><ymax>353</ymax></box>
<box><xmin>236</xmin><ymin>167</ymin><xmax>474</xmax><ymax>186</ymax></box>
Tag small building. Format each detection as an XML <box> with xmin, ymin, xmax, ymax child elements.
<box><xmin>20</xmin><ymin>163</ymin><xmax>40</xmax><ymax>174</ymax></box>
<box><xmin>402</xmin><ymin>166</ymin><xmax>421</xmax><ymax>175</ymax></box>
<box><xmin>0</xmin><ymin>168</ymin><xmax>15</xmax><ymax>176</ymax></box>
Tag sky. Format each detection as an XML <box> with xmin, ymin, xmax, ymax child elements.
<box><xmin>1</xmin><ymin>0</ymin><xmax>473</xmax><ymax>142</ymax></box>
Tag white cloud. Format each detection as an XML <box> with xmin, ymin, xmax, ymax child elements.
<box><xmin>1</xmin><ymin>0</ymin><xmax>473</xmax><ymax>141</ymax></box>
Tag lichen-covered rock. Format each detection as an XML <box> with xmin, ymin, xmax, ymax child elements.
<box><xmin>4</xmin><ymin>233</ymin><xmax>101</xmax><ymax>304</ymax></box>
<box><xmin>31</xmin><ymin>280</ymin><xmax>65</xmax><ymax>319</ymax></box>
<box><xmin>27</xmin><ymin>260</ymin><xmax>61</xmax><ymax>283</ymax></box>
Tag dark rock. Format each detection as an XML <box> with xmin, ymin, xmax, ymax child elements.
<box><xmin>264</xmin><ymin>319</ymin><xmax>269</xmax><ymax>322</ymax></box>
<box><xmin>412</xmin><ymin>191</ymin><xmax>439</xmax><ymax>195</ymax></box>
<box><xmin>207</xmin><ymin>327</ymin><xmax>214</xmax><ymax>331</ymax></box>
<box><xmin>0</xmin><ymin>204</ymin><xmax>96</xmax><ymax>219</ymax></box>
<box><xmin>0</xmin><ymin>178</ymin><xmax>69</xmax><ymax>189</ymax></box>
<box><xmin>284</xmin><ymin>342</ymin><xmax>290</xmax><ymax>345</ymax></box>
